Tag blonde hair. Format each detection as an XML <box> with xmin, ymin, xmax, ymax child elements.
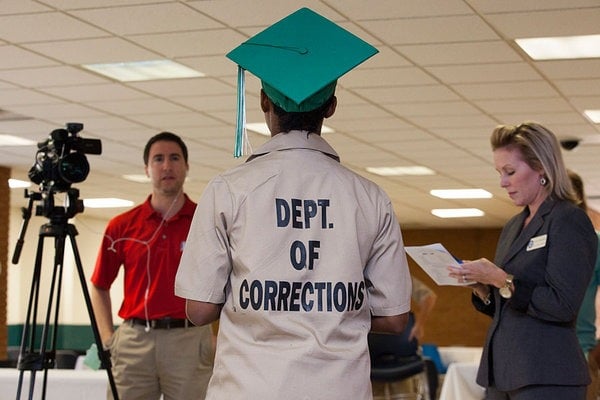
<box><xmin>490</xmin><ymin>122</ymin><xmax>577</xmax><ymax>203</ymax></box>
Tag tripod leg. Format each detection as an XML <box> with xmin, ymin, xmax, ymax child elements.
<box><xmin>16</xmin><ymin>227</ymin><xmax>45</xmax><ymax>400</ymax></box>
<box><xmin>67</xmin><ymin>225</ymin><xmax>120</xmax><ymax>400</ymax></box>
<box><xmin>16</xmin><ymin>223</ymin><xmax>64</xmax><ymax>400</ymax></box>
<box><xmin>37</xmin><ymin>233</ymin><xmax>68</xmax><ymax>400</ymax></box>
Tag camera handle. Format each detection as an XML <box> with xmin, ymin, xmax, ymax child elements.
<box><xmin>12</xmin><ymin>190</ymin><xmax>39</xmax><ymax>266</ymax></box>
<box><xmin>13</xmin><ymin>193</ymin><xmax>119</xmax><ymax>400</ymax></box>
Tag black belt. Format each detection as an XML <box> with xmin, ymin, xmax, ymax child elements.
<box><xmin>128</xmin><ymin>318</ymin><xmax>192</xmax><ymax>329</ymax></box>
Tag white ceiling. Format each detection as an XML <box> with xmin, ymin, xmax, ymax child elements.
<box><xmin>1</xmin><ymin>0</ymin><xmax>599</xmax><ymax>229</ymax></box>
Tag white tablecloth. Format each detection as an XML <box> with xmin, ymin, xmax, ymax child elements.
<box><xmin>439</xmin><ymin>361</ymin><xmax>485</xmax><ymax>400</ymax></box>
<box><xmin>0</xmin><ymin>368</ymin><xmax>109</xmax><ymax>400</ymax></box>
<box><xmin>438</xmin><ymin>346</ymin><xmax>482</xmax><ymax>365</ymax></box>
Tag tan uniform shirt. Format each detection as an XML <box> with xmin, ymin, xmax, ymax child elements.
<box><xmin>176</xmin><ymin>131</ymin><xmax>411</xmax><ymax>400</ymax></box>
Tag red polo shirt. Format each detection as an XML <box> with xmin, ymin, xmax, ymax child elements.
<box><xmin>91</xmin><ymin>194</ymin><xmax>196</xmax><ymax>320</ymax></box>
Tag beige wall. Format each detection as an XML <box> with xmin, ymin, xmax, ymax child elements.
<box><xmin>403</xmin><ymin>228</ymin><xmax>500</xmax><ymax>347</ymax></box>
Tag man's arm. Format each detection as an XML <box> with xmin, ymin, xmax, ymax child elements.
<box><xmin>370</xmin><ymin>312</ymin><xmax>409</xmax><ymax>334</ymax></box>
<box><xmin>90</xmin><ymin>285</ymin><xmax>114</xmax><ymax>347</ymax></box>
<box><xmin>186</xmin><ymin>300</ymin><xmax>223</xmax><ymax>326</ymax></box>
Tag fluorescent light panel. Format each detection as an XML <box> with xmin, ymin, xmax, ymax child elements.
<box><xmin>82</xmin><ymin>60</ymin><xmax>204</xmax><ymax>82</ymax></box>
<box><xmin>431</xmin><ymin>208</ymin><xmax>484</xmax><ymax>218</ymax></box>
<box><xmin>430</xmin><ymin>189</ymin><xmax>492</xmax><ymax>199</ymax></box>
<box><xmin>515</xmin><ymin>34</ymin><xmax>600</xmax><ymax>60</ymax></box>
<box><xmin>246</xmin><ymin>122</ymin><xmax>334</xmax><ymax>136</ymax></box>
<box><xmin>584</xmin><ymin>110</ymin><xmax>600</xmax><ymax>123</ymax></box>
<box><xmin>367</xmin><ymin>166</ymin><xmax>435</xmax><ymax>176</ymax></box>
<box><xmin>0</xmin><ymin>135</ymin><xmax>36</xmax><ymax>146</ymax></box>
<box><xmin>8</xmin><ymin>179</ymin><xmax>31</xmax><ymax>189</ymax></box>
<box><xmin>84</xmin><ymin>198</ymin><xmax>134</xmax><ymax>208</ymax></box>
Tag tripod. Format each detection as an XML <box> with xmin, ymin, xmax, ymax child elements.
<box><xmin>12</xmin><ymin>188</ymin><xmax>119</xmax><ymax>400</ymax></box>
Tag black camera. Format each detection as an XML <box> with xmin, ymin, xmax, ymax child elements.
<box><xmin>28</xmin><ymin>122</ymin><xmax>102</xmax><ymax>192</ymax></box>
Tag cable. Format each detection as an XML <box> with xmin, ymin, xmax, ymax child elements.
<box><xmin>101</xmin><ymin>190</ymin><xmax>183</xmax><ymax>333</ymax></box>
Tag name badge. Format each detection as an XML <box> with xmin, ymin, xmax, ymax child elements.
<box><xmin>527</xmin><ymin>234</ymin><xmax>547</xmax><ymax>251</ymax></box>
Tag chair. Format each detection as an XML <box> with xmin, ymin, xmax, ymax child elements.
<box><xmin>54</xmin><ymin>349</ymin><xmax>81</xmax><ymax>369</ymax></box>
<box><xmin>369</xmin><ymin>313</ymin><xmax>433</xmax><ymax>400</ymax></box>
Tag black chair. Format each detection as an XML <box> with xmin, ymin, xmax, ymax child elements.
<box><xmin>54</xmin><ymin>349</ymin><xmax>81</xmax><ymax>369</ymax></box>
<box><xmin>369</xmin><ymin>313</ymin><xmax>433</xmax><ymax>400</ymax></box>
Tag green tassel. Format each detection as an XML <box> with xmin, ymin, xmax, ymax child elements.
<box><xmin>234</xmin><ymin>66</ymin><xmax>247</xmax><ymax>158</ymax></box>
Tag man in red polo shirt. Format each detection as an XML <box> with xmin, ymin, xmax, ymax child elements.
<box><xmin>91</xmin><ymin>132</ymin><xmax>214</xmax><ymax>400</ymax></box>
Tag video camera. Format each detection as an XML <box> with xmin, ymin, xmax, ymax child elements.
<box><xmin>28</xmin><ymin>122</ymin><xmax>102</xmax><ymax>192</ymax></box>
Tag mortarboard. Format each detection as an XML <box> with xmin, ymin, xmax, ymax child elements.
<box><xmin>226</xmin><ymin>7</ymin><xmax>379</xmax><ymax>157</ymax></box>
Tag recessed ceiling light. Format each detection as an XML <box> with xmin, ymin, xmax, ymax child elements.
<box><xmin>584</xmin><ymin>110</ymin><xmax>600</xmax><ymax>123</ymax></box>
<box><xmin>515</xmin><ymin>34</ymin><xmax>600</xmax><ymax>60</ymax></box>
<box><xmin>8</xmin><ymin>179</ymin><xmax>31</xmax><ymax>189</ymax></box>
<box><xmin>366</xmin><ymin>166</ymin><xmax>435</xmax><ymax>176</ymax></box>
<box><xmin>82</xmin><ymin>60</ymin><xmax>205</xmax><ymax>82</ymax></box>
<box><xmin>84</xmin><ymin>198</ymin><xmax>134</xmax><ymax>208</ymax></box>
<box><xmin>246</xmin><ymin>122</ymin><xmax>334</xmax><ymax>136</ymax></box>
<box><xmin>430</xmin><ymin>189</ymin><xmax>492</xmax><ymax>199</ymax></box>
<box><xmin>122</xmin><ymin>174</ymin><xmax>150</xmax><ymax>183</ymax></box>
<box><xmin>0</xmin><ymin>135</ymin><xmax>36</xmax><ymax>146</ymax></box>
<box><xmin>431</xmin><ymin>208</ymin><xmax>484</xmax><ymax>218</ymax></box>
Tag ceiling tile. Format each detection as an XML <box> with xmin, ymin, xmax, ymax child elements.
<box><xmin>71</xmin><ymin>3</ymin><xmax>224</xmax><ymax>35</ymax></box>
<box><xmin>396</xmin><ymin>41</ymin><xmax>520</xmax><ymax>65</ymax></box>
<box><xmin>0</xmin><ymin>46</ymin><xmax>58</xmax><ymax>69</ymax></box>
<box><xmin>24</xmin><ymin>37</ymin><xmax>161</xmax><ymax>64</ymax></box>
<box><xmin>484</xmin><ymin>8</ymin><xmax>600</xmax><ymax>38</ymax></box>
<box><xmin>361</xmin><ymin>15</ymin><xmax>499</xmax><ymax>45</ymax></box>
<box><xmin>0</xmin><ymin>65</ymin><xmax>106</xmax><ymax>87</ymax></box>
<box><xmin>128</xmin><ymin>29</ymin><xmax>248</xmax><ymax>58</ymax></box>
<box><xmin>0</xmin><ymin>12</ymin><xmax>107</xmax><ymax>42</ymax></box>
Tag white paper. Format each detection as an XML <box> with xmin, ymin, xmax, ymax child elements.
<box><xmin>405</xmin><ymin>243</ymin><xmax>469</xmax><ymax>286</ymax></box>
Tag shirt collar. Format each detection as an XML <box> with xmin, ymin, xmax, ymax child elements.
<box><xmin>246</xmin><ymin>130</ymin><xmax>340</xmax><ymax>162</ymax></box>
<box><xmin>141</xmin><ymin>193</ymin><xmax>195</xmax><ymax>220</ymax></box>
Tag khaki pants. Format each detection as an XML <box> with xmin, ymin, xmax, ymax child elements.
<box><xmin>108</xmin><ymin>322</ymin><xmax>214</xmax><ymax>400</ymax></box>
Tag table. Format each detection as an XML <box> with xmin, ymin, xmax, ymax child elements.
<box><xmin>0</xmin><ymin>368</ymin><xmax>109</xmax><ymax>400</ymax></box>
<box><xmin>438</xmin><ymin>346</ymin><xmax>482</xmax><ymax>365</ymax></box>
<box><xmin>439</xmin><ymin>362</ymin><xmax>485</xmax><ymax>400</ymax></box>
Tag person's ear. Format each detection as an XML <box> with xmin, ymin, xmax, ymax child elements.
<box><xmin>324</xmin><ymin>96</ymin><xmax>337</xmax><ymax>119</ymax></box>
<box><xmin>260</xmin><ymin>89</ymin><xmax>271</xmax><ymax>112</ymax></box>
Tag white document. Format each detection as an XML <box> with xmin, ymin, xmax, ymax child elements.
<box><xmin>405</xmin><ymin>243</ymin><xmax>469</xmax><ymax>286</ymax></box>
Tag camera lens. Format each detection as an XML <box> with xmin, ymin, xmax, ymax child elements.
<box><xmin>58</xmin><ymin>152</ymin><xmax>90</xmax><ymax>184</ymax></box>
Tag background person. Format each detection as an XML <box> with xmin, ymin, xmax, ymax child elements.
<box><xmin>410</xmin><ymin>276</ymin><xmax>438</xmax><ymax>342</ymax></box>
<box><xmin>90</xmin><ymin>132</ymin><xmax>214</xmax><ymax>400</ymax></box>
<box><xmin>175</xmin><ymin>8</ymin><xmax>412</xmax><ymax>400</ymax></box>
<box><xmin>448</xmin><ymin>122</ymin><xmax>598</xmax><ymax>399</ymax></box>
<box><xmin>570</xmin><ymin>170</ymin><xmax>600</xmax><ymax>400</ymax></box>
<box><xmin>372</xmin><ymin>276</ymin><xmax>438</xmax><ymax>398</ymax></box>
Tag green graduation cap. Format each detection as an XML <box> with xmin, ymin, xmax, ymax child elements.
<box><xmin>226</xmin><ymin>7</ymin><xmax>379</xmax><ymax>157</ymax></box>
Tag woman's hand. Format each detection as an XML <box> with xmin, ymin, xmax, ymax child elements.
<box><xmin>448</xmin><ymin>258</ymin><xmax>506</xmax><ymax>287</ymax></box>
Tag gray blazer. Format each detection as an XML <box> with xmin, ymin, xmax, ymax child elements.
<box><xmin>473</xmin><ymin>197</ymin><xmax>598</xmax><ymax>391</ymax></box>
